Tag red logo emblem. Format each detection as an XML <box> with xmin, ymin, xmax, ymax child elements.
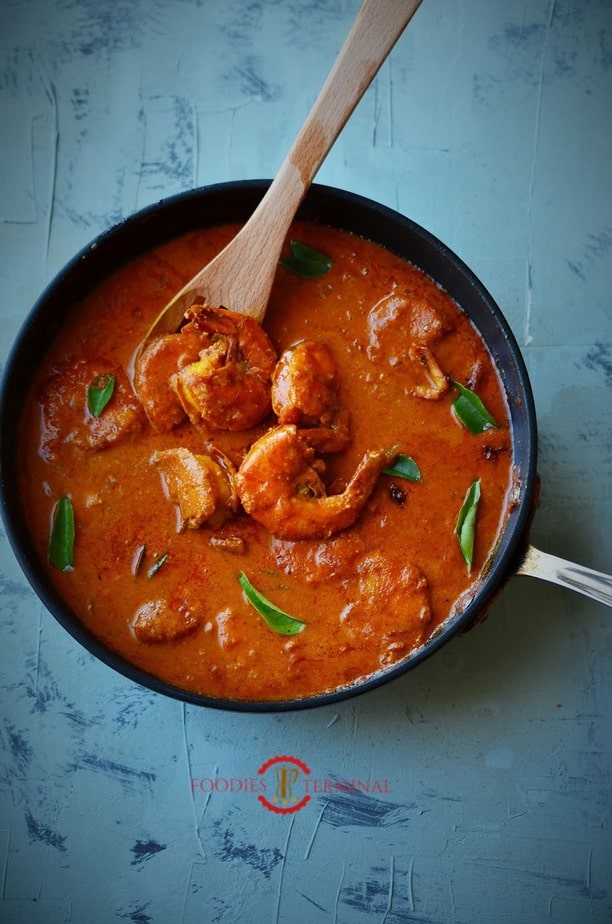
<box><xmin>257</xmin><ymin>755</ymin><xmax>311</xmax><ymax>814</ymax></box>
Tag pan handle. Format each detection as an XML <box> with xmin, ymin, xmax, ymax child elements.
<box><xmin>517</xmin><ymin>545</ymin><xmax>612</xmax><ymax>608</ymax></box>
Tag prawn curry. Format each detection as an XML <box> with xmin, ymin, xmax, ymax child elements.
<box><xmin>18</xmin><ymin>221</ymin><xmax>515</xmax><ymax>702</ymax></box>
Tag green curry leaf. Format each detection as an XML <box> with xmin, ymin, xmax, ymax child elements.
<box><xmin>279</xmin><ymin>241</ymin><xmax>332</xmax><ymax>278</ymax></box>
<box><xmin>455</xmin><ymin>479</ymin><xmax>481</xmax><ymax>571</ymax></box>
<box><xmin>147</xmin><ymin>552</ymin><xmax>168</xmax><ymax>578</ymax></box>
<box><xmin>452</xmin><ymin>381</ymin><xmax>498</xmax><ymax>434</ymax></box>
<box><xmin>87</xmin><ymin>372</ymin><xmax>115</xmax><ymax>417</ymax></box>
<box><xmin>49</xmin><ymin>496</ymin><xmax>75</xmax><ymax>571</ymax></box>
<box><xmin>239</xmin><ymin>572</ymin><xmax>306</xmax><ymax>636</ymax></box>
<box><xmin>383</xmin><ymin>454</ymin><xmax>422</xmax><ymax>482</ymax></box>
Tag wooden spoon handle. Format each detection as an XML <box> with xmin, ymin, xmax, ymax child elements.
<box><xmin>148</xmin><ymin>0</ymin><xmax>423</xmax><ymax>334</ymax></box>
<box><xmin>241</xmin><ymin>0</ymin><xmax>424</xmax><ymax>289</ymax></box>
<box><xmin>288</xmin><ymin>0</ymin><xmax>423</xmax><ymax>189</ymax></box>
<box><xmin>227</xmin><ymin>0</ymin><xmax>424</xmax><ymax>319</ymax></box>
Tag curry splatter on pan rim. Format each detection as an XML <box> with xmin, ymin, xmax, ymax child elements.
<box><xmin>0</xmin><ymin>181</ymin><xmax>538</xmax><ymax>711</ymax></box>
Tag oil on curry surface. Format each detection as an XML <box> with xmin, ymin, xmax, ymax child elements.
<box><xmin>18</xmin><ymin>221</ymin><xmax>513</xmax><ymax>701</ymax></box>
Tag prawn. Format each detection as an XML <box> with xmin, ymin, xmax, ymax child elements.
<box><xmin>173</xmin><ymin>304</ymin><xmax>277</xmax><ymax>431</ymax></box>
<box><xmin>347</xmin><ymin>551</ymin><xmax>432</xmax><ymax>663</ymax></box>
<box><xmin>367</xmin><ymin>293</ymin><xmax>451</xmax><ymax>400</ymax></box>
<box><xmin>133</xmin><ymin>329</ymin><xmax>207</xmax><ymax>431</ymax></box>
<box><xmin>151</xmin><ymin>445</ymin><xmax>238</xmax><ymax>530</ymax></box>
<box><xmin>130</xmin><ymin>580</ymin><xmax>208</xmax><ymax>644</ymax></box>
<box><xmin>271</xmin><ymin>340</ymin><xmax>350</xmax><ymax>452</ymax></box>
<box><xmin>406</xmin><ymin>344</ymin><xmax>449</xmax><ymax>400</ymax></box>
<box><xmin>367</xmin><ymin>292</ymin><xmax>452</xmax><ymax>351</ymax></box>
<box><xmin>236</xmin><ymin>424</ymin><xmax>396</xmax><ymax>541</ymax></box>
<box><xmin>39</xmin><ymin>358</ymin><xmax>145</xmax><ymax>460</ymax></box>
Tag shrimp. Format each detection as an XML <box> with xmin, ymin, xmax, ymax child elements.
<box><xmin>151</xmin><ymin>445</ymin><xmax>238</xmax><ymax>530</ymax></box>
<box><xmin>271</xmin><ymin>340</ymin><xmax>350</xmax><ymax>452</ymax></box>
<box><xmin>367</xmin><ymin>293</ymin><xmax>451</xmax><ymax>400</ymax></box>
<box><xmin>236</xmin><ymin>424</ymin><xmax>396</xmax><ymax>541</ymax></box>
<box><xmin>340</xmin><ymin>551</ymin><xmax>432</xmax><ymax>664</ymax></box>
<box><xmin>367</xmin><ymin>292</ymin><xmax>452</xmax><ymax>352</ymax></box>
<box><xmin>406</xmin><ymin>344</ymin><xmax>449</xmax><ymax>400</ymax></box>
<box><xmin>38</xmin><ymin>358</ymin><xmax>145</xmax><ymax>460</ymax></box>
<box><xmin>130</xmin><ymin>581</ymin><xmax>208</xmax><ymax>643</ymax></box>
<box><xmin>133</xmin><ymin>329</ymin><xmax>206</xmax><ymax>432</ymax></box>
<box><xmin>131</xmin><ymin>599</ymin><xmax>201</xmax><ymax>644</ymax></box>
<box><xmin>173</xmin><ymin>304</ymin><xmax>277</xmax><ymax>431</ymax></box>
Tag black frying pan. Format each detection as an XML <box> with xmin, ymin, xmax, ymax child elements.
<box><xmin>1</xmin><ymin>182</ymin><xmax>608</xmax><ymax>711</ymax></box>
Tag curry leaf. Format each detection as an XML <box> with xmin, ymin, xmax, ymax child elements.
<box><xmin>147</xmin><ymin>552</ymin><xmax>168</xmax><ymax>578</ymax></box>
<box><xmin>49</xmin><ymin>496</ymin><xmax>75</xmax><ymax>571</ymax></box>
<box><xmin>452</xmin><ymin>381</ymin><xmax>498</xmax><ymax>434</ymax></box>
<box><xmin>239</xmin><ymin>572</ymin><xmax>306</xmax><ymax>636</ymax></box>
<box><xmin>279</xmin><ymin>241</ymin><xmax>332</xmax><ymax>278</ymax></box>
<box><xmin>383</xmin><ymin>454</ymin><xmax>422</xmax><ymax>482</ymax></box>
<box><xmin>87</xmin><ymin>372</ymin><xmax>115</xmax><ymax>417</ymax></box>
<box><xmin>455</xmin><ymin>479</ymin><xmax>481</xmax><ymax>570</ymax></box>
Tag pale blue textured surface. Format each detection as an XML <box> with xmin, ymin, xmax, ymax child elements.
<box><xmin>1</xmin><ymin>1</ymin><xmax>611</xmax><ymax>922</ymax></box>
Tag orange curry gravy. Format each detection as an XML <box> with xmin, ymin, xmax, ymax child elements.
<box><xmin>18</xmin><ymin>221</ymin><xmax>513</xmax><ymax>702</ymax></box>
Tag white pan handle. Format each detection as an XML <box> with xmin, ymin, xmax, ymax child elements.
<box><xmin>517</xmin><ymin>545</ymin><xmax>612</xmax><ymax>607</ymax></box>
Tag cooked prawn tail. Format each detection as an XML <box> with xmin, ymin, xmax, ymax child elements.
<box><xmin>407</xmin><ymin>345</ymin><xmax>449</xmax><ymax>400</ymax></box>
<box><xmin>344</xmin><ymin>446</ymin><xmax>397</xmax><ymax>496</ymax></box>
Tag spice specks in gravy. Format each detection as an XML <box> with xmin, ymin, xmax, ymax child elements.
<box><xmin>18</xmin><ymin>221</ymin><xmax>513</xmax><ymax>702</ymax></box>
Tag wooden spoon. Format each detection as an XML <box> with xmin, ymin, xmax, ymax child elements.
<box><xmin>146</xmin><ymin>0</ymin><xmax>423</xmax><ymax>339</ymax></box>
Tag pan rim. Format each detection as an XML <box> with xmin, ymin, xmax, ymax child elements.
<box><xmin>0</xmin><ymin>180</ymin><xmax>538</xmax><ymax>711</ymax></box>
